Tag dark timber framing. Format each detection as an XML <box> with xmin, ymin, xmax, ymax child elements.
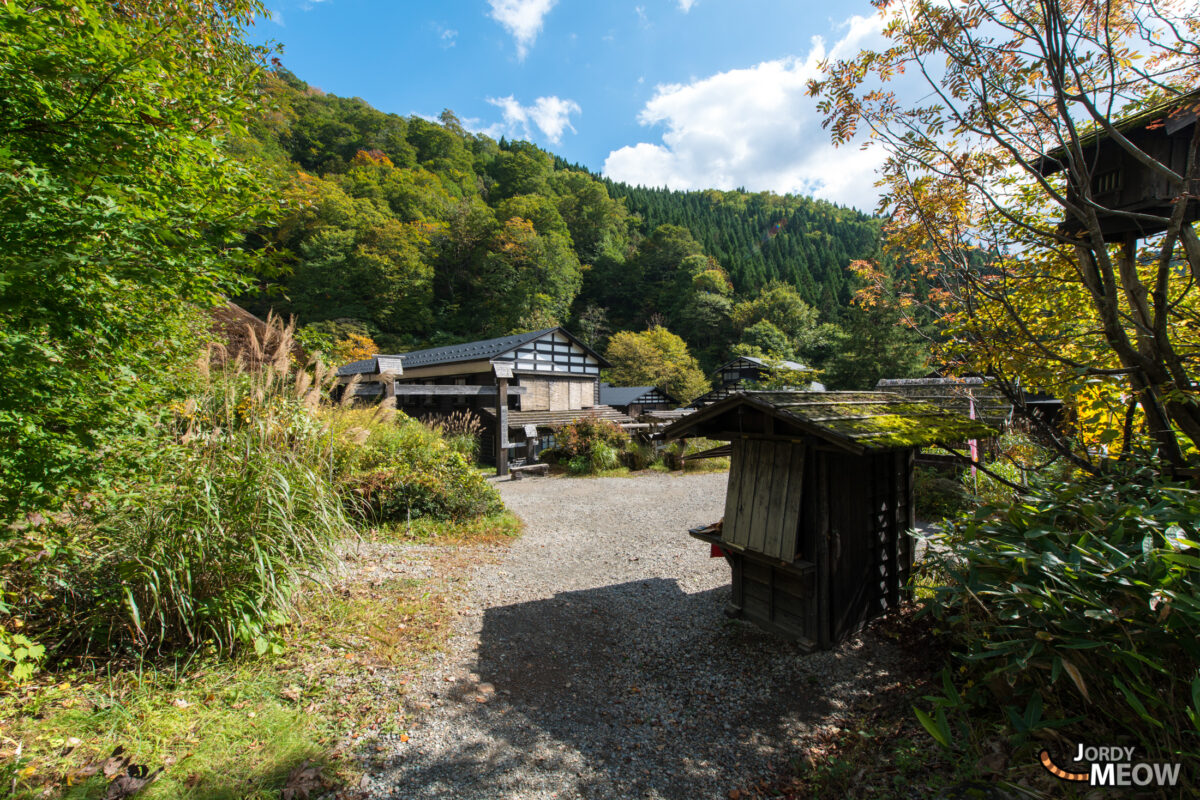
<box><xmin>1036</xmin><ymin>89</ymin><xmax>1200</xmax><ymax>241</ymax></box>
<box><xmin>665</xmin><ymin>390</ymin><xmax>993</xmax><ymax>649</ymax></box>
<box><xmin>336</xmin><ymin>327</ymin><xmax>619</xmax><ymax>477</ymax></box>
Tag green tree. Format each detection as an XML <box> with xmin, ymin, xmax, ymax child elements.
<box><xmin>823</xmin><ymin>303</ymin><xmax>928</xmax><ymax>390</ymax></box>
<box><xmin>0</xmin><ymin>0</ymin><xmax>274</xmax><ymax>518</ymax></box>
<box><xmin>732</xmin><ymin>282</ymin><xmax>833</xmax><ymax>364</ymax></box>
<box><xmin>733</xmin><ymin>320</ymin><xmax>795</xmax><ymax>362</ymax></box>
<box><xmin>604</xmin><ymin>327</ymin><xmax>711</xmax><ymax>403</ymax></box>
<box><xmin>475</xmin><ymin>217</ymin><xmax>582</xmax><ymax>336</ymax></box>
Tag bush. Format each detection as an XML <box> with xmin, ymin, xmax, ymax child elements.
<box><xmin>547</xmin><ymin>416</ymin><xmax>630</xmax><ymax>475</ymax></box>
<box><xmin>620</xmin><ymin>442</ymin><xmax>655</xmax><ymax>471</ymax></box>
<box><xmin>330</xmin><ymin>408</ymin><xmax>502</xmax><ymax>522</ymax></box>
<box><xmin>422</xmin><ymin>410</ymin><xmax>484</xmax><ymax>464</ymax></box>
<box><xmin>916</xmin><ymin>466</ymin><xmax>1200</xmax><ymax>778</ymax></box>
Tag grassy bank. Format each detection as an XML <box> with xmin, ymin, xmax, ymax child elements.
<box><xmin>0</xmin><ymin>512</ymin><xmax>520</xmax><ymax>800</ymax></box>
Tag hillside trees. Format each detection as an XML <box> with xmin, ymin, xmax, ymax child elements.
<box><xmin>249</xmin><ymin>70</ymin><xmax>920</xmax><ymax>382</ymax></box>
<box><xmin>0</xmin><ymin>0</ymin><xmax>275</xmax><ymax>516</ymax></box>
<box><xmin>731</xmin><ymin>283</ymin><xmax>836</xmax><ymax>365</ymax></box>
<box><xmin>811</xmin><ymin>0</ymin><xmax>1200</xmax><ymax>465</ymax></box>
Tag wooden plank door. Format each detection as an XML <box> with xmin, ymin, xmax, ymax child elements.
<box><xmin>722</xmin><ymin>439</ymin><xmax>805</xmax><ymax>562</ymax></box>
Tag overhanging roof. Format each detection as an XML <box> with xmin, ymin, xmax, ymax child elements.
<box><xmin>337</xmin><ymin>327</ymin><xmax>607</xmax><ymax>377</ymax></box>
<box><xmin>662</xmin><ymin>390</ymin><xmax>996</xmax><ymax>453</ymax></box>
<box><xmin>1036</xmin><ymin>89</ymin><xmax>1200</xmax><ymax>175</ymax></box>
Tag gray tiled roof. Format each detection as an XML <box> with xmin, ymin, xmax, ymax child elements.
<box><xmin>337</xmin><ymin>329</ymin><xmax>556</xmax><ymax>376</ymax></box>
<box><xmin>337</xmin><ymin>355</ymin><xmax>406</xmax><ymax>376</ymax></box>
<box><xmin>395</xmin><ymin>329</ymin><xmax>556</xmax><ymax>369</ymax></box>
<box><xmin>599</xmin><ymin>383</ymin><xmax>658</xmax><ymax>407</ymax></box>
<box><xmin>734</xmin><ymin>356</ymin><xmax>811</xmax><ymax>372</ymax></box>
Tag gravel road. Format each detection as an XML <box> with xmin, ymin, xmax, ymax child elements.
<box><xmin>364</xmin><ymin>472</ymin><xmax>911</xmax><ymax>800</ymax></box>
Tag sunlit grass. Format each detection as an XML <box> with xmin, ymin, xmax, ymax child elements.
<box><xmin>0</xmin><ymin>513</ymin><xmax>518</xmax><ymax>799</ymax></box>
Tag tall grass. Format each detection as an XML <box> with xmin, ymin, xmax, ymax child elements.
<box><xmin>2</xmin><ymin>315</ymin><xmax>352</xmax><ymax>661</ymax></box>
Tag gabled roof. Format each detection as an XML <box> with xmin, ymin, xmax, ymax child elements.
<box><xmin>663</xmin><ymin>390</ymin><xmax>995</xmax><ymax>453</ymax></box>
<box><xmin>338</xmin><ymin>355</ymin><xmax>406</xmax><ymax>376</ymax></box>
<box><xmin>598</xmin><ymin>383</ymin><xmax>676</xmax><ymax>407</ymax></box>
<box><xmin>719</xmin><ymin>355</ymin><xmax>811</xmax><ymax>373</ymax></box>
<box><xmin>336</xmin><ymin>327</ymin><xmax>607</xmax><ymax>377</ymax></box>
<box><xmin>392</xmin><ymin>328</ymin><xmax>555</xmax><ymax>370</ymax></box>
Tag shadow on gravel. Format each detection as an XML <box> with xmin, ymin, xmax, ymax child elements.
<box><xmin>398</xmin><ymin>577</ymin><xmax>890</xmax><ymax>800</ymax></box>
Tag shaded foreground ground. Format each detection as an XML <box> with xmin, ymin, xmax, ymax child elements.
<box><xmin>362</xmin><ymin>473</ymin><xmax>920</xmax><ymax>800</ymax></box>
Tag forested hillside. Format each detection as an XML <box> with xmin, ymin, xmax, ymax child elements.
<box><xmin>241</xmin><ymin>69</ymin><xmax>925</xmax><ymax>385</ymax></box>
<box><xmin>603</xmin><ymin>183</ymin><xmax>880</xmax><ymax>306</ymax></box>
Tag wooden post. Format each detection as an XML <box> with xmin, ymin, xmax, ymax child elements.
<box><xmin>493</xmin><ymin>363</ymin><xmax>512</xmax><ymax>477</ymax></box>
<box><xmin>525</xmin><ymin>423</ymin><xmax>539</xmax><ymax>464</ymax></box>
<box><xmin>816</xmin><ymin>461</ymin><xmax>831</xmax><ymax>649</ymax></box>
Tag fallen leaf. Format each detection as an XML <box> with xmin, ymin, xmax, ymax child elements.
<box><xmin>280</xmin><ymin>760</ymin><xmax>325</xmax><ymax>800</ymax></box>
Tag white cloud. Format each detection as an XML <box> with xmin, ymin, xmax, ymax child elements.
<box><xmin>439</xmin><ymin>27</ymin><xmax>458</xmax><ymax>47</ymax></box>
<box><xmin>678</xmin><ymin>0</ymin><xmax>697</xmax><ymax>12</ymax></box>
<box><xmin>485</xmin><ymin>95</ymin><xmax>582</xmax><ymax>144</ymax></box>
<box><xmin>602</xmin><ymin>14</ymin><xmax>889</xmax><ymax>209</ymax></box>
<box><xmin>488</xmin><ymin>0</ymin><xmax>557</xmax><ymax>60</ymax></box>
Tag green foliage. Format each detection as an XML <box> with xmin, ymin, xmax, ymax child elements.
<box><xmin>603</xmin><ymin>184</ymin><xmax>883</xmax><ymax>303</ymax></box>
<box><xmin>546</xmin><ymin>416</ymin><xmax>631</xmax><ymax>475</ymax></box>
<box><xmin>734</xmin><ymin>320</ymin><xmax>795</xmax><ymax>361</ymax></box>
<box><xmin>1</xmin><ymin>344</ymin><xmax>352</xmax><ymax>660</ymax></box>
<box><xmin>0</xmin><ymin>628</ymin><xmax>45</xmax><ymax>684</ymax></box>
<box><xmin>331</xmin><ymin>408</ymin><xmax>502</xmax><ymax>522</ymax></box>
<box><xmin>604</xmin><ymin>326</ymin><xmax>711</xmax><ymax>403</ymax></box>
<box><xmin>912</xmin><ymin>466</ymin><xmax>970</xmax><ymax>520</ymax></box>
<box><xmin>822</xmin><ymin>297</ymin><xmax>928</xmax><ymax>390</ymax></box>
<box><xmin>917</xmin><ymin>467</ymin><xmax>1200</xmax><ymax>774</ymax></box>
<box><xmin>0</xmin><ymin>0</ymin><xmax>276</xmax><ymax>520</ymax></box>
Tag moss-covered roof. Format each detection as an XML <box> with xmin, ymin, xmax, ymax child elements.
<box><xmin>662</xmin><ymin>390</ymin><xmax>996</xmax><ymax>452</ymax></box>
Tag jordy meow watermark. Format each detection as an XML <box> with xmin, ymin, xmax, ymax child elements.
<box><xmin>1039</xmin><ymin>743</ymin><xmax>1184</xmax><ymax>788</ymax></box>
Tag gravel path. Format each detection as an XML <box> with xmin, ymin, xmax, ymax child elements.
<box><xmin>364</xmin><ymin>472</ymin><xmax>910</xmax><ymax>800</ymax></box>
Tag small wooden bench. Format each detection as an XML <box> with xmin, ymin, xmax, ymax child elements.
<box><xmin>509</xmin><ymin>463</ymin><xmax>550</xmax><ymax>480</ymax></box>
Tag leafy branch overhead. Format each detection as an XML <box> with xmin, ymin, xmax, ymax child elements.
<box><xmin>810</xmin><ymin>0</ymin><xmax>1200</xmax><ymax>466</ymax></box>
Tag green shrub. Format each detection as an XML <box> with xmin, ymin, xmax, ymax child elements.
<box><xmin>547</xmin><ymin>416</ymin><xmax>630</xmax><ymax>475</ymax></box>
<box><xmin>620</xmin><ymin>442</ymin><xmax>655</xmax><ymax>471</ymax></box>
<box><xmin>917</xmin><ymin>466</ymin><xmax>1200</xmax><ymax>776</ymax></box>
<box><xmin>330</xmin><ymin>408</ymin><xmax>502</xmax><ymax>522</ymax></box>
<box><xmin>444</xmin><ymin>432</ymin><xmax>480</xmax><ymax>462</ymax></box>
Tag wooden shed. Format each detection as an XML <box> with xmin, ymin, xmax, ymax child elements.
<box><xmin>662</xmin><ymin>391</ymin><xmax>994</xmax><ymax>650</ymax></box>
<box><xmin>1036</xmin><ymin>89</ymin><xmax>1200</xmax><ymax>241</ymax></box>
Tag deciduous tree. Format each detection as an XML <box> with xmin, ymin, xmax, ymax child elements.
<box><xmin>604</xmin><ymin>327</ymin><xmax>711</xmax><ymax>403</ymax></box>
<box><xmin>0</xmin><ymin>0</ymin><xmax>274</xmax><ymax>516</ymax></box>
<box><xmin>811</xmin><ymin>0</ymin><xmax>1200</xmax><ymax>465</ymax></box>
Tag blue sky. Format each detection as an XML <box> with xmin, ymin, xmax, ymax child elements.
<box><xmin>259</xmin><ymin>0</ymin><xmax>887</xmax><ymax>210</ymax></box>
